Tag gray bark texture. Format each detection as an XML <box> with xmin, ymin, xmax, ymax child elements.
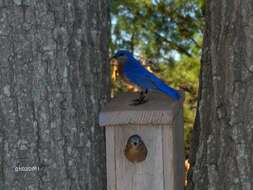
<box><xmin>0</xmin><ymin>0</ymin><xmax>110</xmax><ymax>190</ymax></box>
<box><xmin>187</xmin><ymin>0</ymin><xmax>253</xmax><ymax>190</ymax></box>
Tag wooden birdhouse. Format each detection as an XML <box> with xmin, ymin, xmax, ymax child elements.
<box><xmin>99</xmin><ymin>92</ymin><xmax>184</xmax><ymax>190</ymax></box>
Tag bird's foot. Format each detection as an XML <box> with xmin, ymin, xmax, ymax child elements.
<box><xmin>130</xmin><ymin>91</ymin><xmax>148</xmax><ymax>106</ymax></box>
<box><xmin>131</xmin><ymin>98</ymin><xmax>148</xmax><ymax>106</ymax></box>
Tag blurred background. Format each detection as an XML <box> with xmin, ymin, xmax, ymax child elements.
<box><xmin>110</xmin><ymin>0</ymin><xmax>204</xmax><ymax>161</ymax></box>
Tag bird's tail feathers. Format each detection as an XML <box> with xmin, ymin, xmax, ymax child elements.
<box><xmin>156</xmin><ymin>80</ymin><xmax>181</xmax><ymax>100</ymax></box>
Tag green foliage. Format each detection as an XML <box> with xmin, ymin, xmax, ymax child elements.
<box><xmin>158</xmin><ymin>48</ymin><xmax>201</xmax><ymax>157</ymax></box>
<box><xmin>111</xmin><ymin>0</ymin><xmax>204</xmax><ymax>158</ymax></box>
<box><xmin>111</xmin><ymin>0</ymin><xmax>204</xmax><ymax>59</ymax></box>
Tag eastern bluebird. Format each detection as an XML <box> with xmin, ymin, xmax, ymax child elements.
<box><xmin>112</xmin><ymin>50</ymin><xmax>181</xmax><ymax>105</ymax></box>
<box><xmin>124</xmin><ymin>135</ymin><xmax>148</xmax><ymax>163</ymax></box>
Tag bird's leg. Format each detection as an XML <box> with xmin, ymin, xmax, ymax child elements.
<box><xmin>132</xmin><ymin>91</ymin><xmax>144</xmax><ymax>102</ymax></box>
<box><xmin>131</xmin><ymin>90</ymin><xmax>148</xmax><ymax>105</ymax></box>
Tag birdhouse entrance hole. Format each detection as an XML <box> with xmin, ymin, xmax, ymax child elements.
<box><xmin>124</xmin><ymin>134</ymin><xmax>148</xmax><ymax>163</ymax></box>
<box><xmin>99</xmin><ymin>92</ymin><xmax>184</xmax><ymax>190</ymax></box>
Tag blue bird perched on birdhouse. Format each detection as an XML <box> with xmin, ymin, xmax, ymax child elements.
<box><xmin>112</xmin><ymin>50</ymin><xmax>181</xmax><ymax>105</ymax></box>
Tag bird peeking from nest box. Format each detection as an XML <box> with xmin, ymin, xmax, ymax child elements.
<box><xmin>124</xmin><ymin>135</ymin><xmax>148</xmax><ymax>163</ymax></box>
<box><xmin>111</xmin><ymin>50</ymin><xmax>181</xmax><ymax>105</ymax></box>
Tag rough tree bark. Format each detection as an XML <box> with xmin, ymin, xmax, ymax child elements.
<box><xmin>0</xmin><ymin>0</ymin><xmax>110</xmax><ymax>190</ymax></box>
<box><xmin>187</xmin><ymin>0</ymin><xmax>253</xmax><ymax>190</ymax></box>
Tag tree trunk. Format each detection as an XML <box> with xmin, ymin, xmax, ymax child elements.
<box><xmin>187</xmin><ymin>0</ymin><xmax>253</xmax><ymax>190</ymax></box>
<box><xmin>0</xmin><ymin>1</ymin><xmax>110</xmax><ymax>190</ymax></box>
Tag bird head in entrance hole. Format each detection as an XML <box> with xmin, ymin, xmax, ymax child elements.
<box><xmin>124</xmin><ymin>134</ymin><xmax>148</xmax><ymax>163</ymax></box>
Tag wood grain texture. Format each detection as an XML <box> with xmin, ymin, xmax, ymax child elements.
<box><xmin>162</xmin><ymin>103</ymin><xmax>184</xmax><ymax>190</ymax></box>
<box><xmin>99</xmin><ymin>92</ymin><xmax>181</xmax><ymax>126</ymax></box>
<box><xmin>162</xmin><ymin>126</ymin><xmax>174</xmax><ymax>190</ymax></box>
<box><xmin>106</xmin><ymin>127</ymin><xmax>116</xmax><ymax>190</ymax></box>
<box><xmin>103</xmin><ymin>92</ymin><xmax>184</xmax><ymax>190</ymax></box>
<box><xmin>114</xmin><ymin>126</ymin><xmax>164</xmax><ymax>190</ymax></box>
<box><xmin>173</xmin><ymin>105</ymin><xmax>184</xmax><ymax>190</ymax></box>
<box><xmin>105</xmin><ymin>123</ymin><xmax>184</xmax><ymax>190</ymax></box>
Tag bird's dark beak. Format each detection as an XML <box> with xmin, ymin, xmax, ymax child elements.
<box><xmin>110</xmin><ymin>55</ymin><xmax>116</xmax><ymax>61</ymax></box>
<box><xmin>110</xmin><ymin>56</ymin><xmax>118</xmax><ymax>66</ymax></box>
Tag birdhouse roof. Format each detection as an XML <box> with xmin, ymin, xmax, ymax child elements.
<box><xmin>99</xmin><ymin>91</ymin><xmax>183</xmax><ymax>127</ymax></box>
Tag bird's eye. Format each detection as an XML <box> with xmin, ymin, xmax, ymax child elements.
<box><xmin>133</xmin><ymin>142</ymin><xmax>137</xmax><ymax>146</ymax></box>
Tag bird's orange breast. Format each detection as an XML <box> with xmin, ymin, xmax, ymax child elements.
<box><xmin>117</xmin><ymin>60</ymin><xmax>131</xmax><ymax>84</ymax></box>
<box><xmin>124</xmin><ymin>143</ymin><xmax>148</xmax><ymax>163</ymax></box>
<box><xmin>118</xmin><ymin>61</ymin><xmax>140</xmax><ymax>92</ymax></box>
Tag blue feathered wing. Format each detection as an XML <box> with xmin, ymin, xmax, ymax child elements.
<box><xmin>124</xmin><ymin>61</ymin><xmax>181</xmax><ymax>100</ymax></box>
